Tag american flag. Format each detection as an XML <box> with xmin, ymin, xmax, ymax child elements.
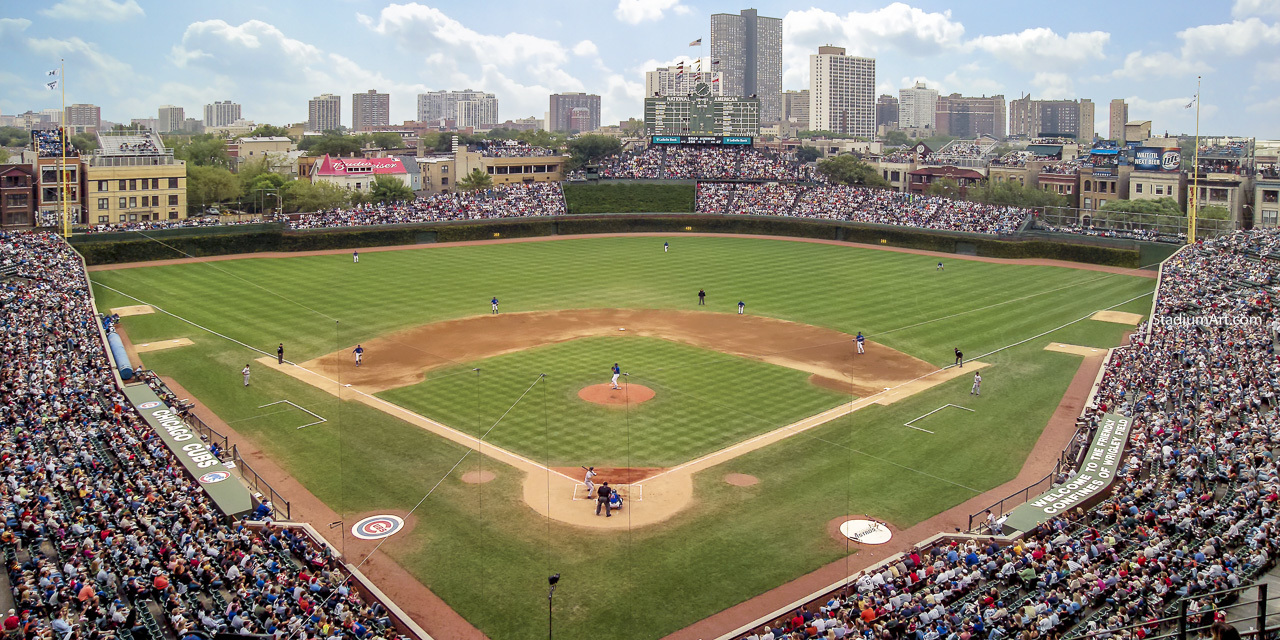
<box><xmin>688</xmin><ymin>38</ymin><xmax>701</xmax><ymax>46</ymax></box>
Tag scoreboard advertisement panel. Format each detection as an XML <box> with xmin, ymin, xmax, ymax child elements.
<box><xmin>650</xmin><ymin>135</ymin><xmax>754</xmax><ymax>145</ymax></box>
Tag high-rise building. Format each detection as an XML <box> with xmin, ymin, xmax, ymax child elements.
<box><xmin>157</xmin><ymin>105</ymin><xmax>185</xmax><ymax>134</ymax></box>
<box><xmin>64</xmin><ymin>104</ymin><xmax>100</xmax><ymax>130</ymax></box>
<box><xmin>1008</xmin><ymin>96</ymin><xmax>1094</xmax><ymax>141</ymax></box>
<box><xmin>1109</xmin><ymin>99</ymin><xmax>1128</xmax><ymax>143</ymax></box>
<box><xmin>308</xmin><ymin>94</ymin><xmax>341</xmax><ymax>132</ymax></box>
<box><xmin>710</xmin><ymin>8</ymin><xmax>783</xmax><ymax>121</ymax></box>
<box><xmin>808</xmin><ymin>46</ymin><xmax>875</xmax><ymax>138</ymax></box>
<box><xmin>934</xmin><ymin>94</ymin><xmax>1006</xmax><ymax>138</ymax></box>
<box><xmin>352</xmin><ymin>90</ymin><xmax>390</xmax><ymax>133</ymax></box>
<box><xmin>457</xmin><ymin>98</ymin><xmax>500</xmax><ymax>129</ymax></box>
<box><xmin>875</xmin><ymin>95</ymin><xmax>899</xmax><ymax>129</ymax></box>
<box><xmin>549</xmin><ymin>93</ymin><xmax>601</xmax><ymax>132</ymax></box>
<box><xmin>898</xmin><ymin>82</ymin><xmax>939</xmax><ymax>130</ymax></box>
<box><xmin>645</xmin><ymin>65</ymin><xmax>724</xmax><ymax>98</ymax></box>
<box><xmin>417</xmin><ymin>90</ymin><xmax>497</xmax><ymax>125</ymax></box>
<box><xmin>782</xmin><ymin>90</ymin><xmax>809</xmax><ymax>128</ymax></box>
<box><xmin>203</xmin><ymin>101</ymin><xmax>242</xmax><ymax>128</ymax></box>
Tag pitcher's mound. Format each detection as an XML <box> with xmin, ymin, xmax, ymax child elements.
<box><xmin>460</xmin><ymin>470</ymin><xmax>495</xmax><ymax>484</ymax></box>
<box><xmin>578</xmin><ymin>383</ymin><xmax>656</xmax><ymax>407</ymax></box>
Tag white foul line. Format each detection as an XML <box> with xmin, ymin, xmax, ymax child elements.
<box><xmin>902</xmin><ymin>403</ymin><xmax>975</xmax><ymax>434</ymax></box>
<box><xmin>260</xmin><ymin>399</ymin><xmax>328</xmax><ymax>430</ymax></box>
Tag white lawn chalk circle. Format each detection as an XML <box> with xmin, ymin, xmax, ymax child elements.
<box><xmin>839</xmin><ymin>519</ymin><xmax>892</xmax><ymax>545</ymax></box>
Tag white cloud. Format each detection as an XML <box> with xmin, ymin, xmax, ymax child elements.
<box><xmin>39</xmin><ymin>0</ymin><xmax>143</xmax><ymax>22</ymax></box>
<box><xmin>1233</xmin><ymin>0</ymin><xmax>1280</xmax><ymax>18</ymax></box>
<box><xmin>613</xmin><ymin>0</ymin><xmax>690</xmax><ymax>25</ymax></box>
<box><xmin>1029</xmin><ymin>72</ymin><xmax>1073</xmax><ymax>99</ymax></box>
<box><xmin>573</xmin><ymin>40</ymin><xmax>599</xmax><ymax>57</ymax></box>
<box><xmin>782</xmin><ymin>4</ymin><xmax>965</xmax><ymax>89</ymax></box>
<box><xmin>1178</xmin><ymin>18</ymin><xmax>1280</xmax><ymax>58</ymax></box>
<box><xmin>967</xmin><ymin>28</ymin><xmax>1110</xmax><ymax>71</ymax></box>
<box><xmin>1246</xmin><ymin>95</ymin><xmax>1280</xmax><ymax>112</ymax></box>
<box><xmin>1125</xmin><ymin>96</ymin><xmax>1218</xmax><ymax>135</ymax></box>
<box><xmin>1109</xmin><ymin>50</ymin><xmax>1209</xmax><ymax>79</ymax></box>
<box><xmin>600</xmin><ymin>73</ymin><xmax>644</xmax><ymax>125</ymax></box>
<box><xmin>0</xmin><ymin>18</ymin><xmax>31</xmax><ymax>40</ymax></box>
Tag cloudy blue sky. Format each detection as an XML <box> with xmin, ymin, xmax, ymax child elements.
<box><xmin>2</xmin><ymin>0</ymin><xmax>1279</xmax><ymax>137</ymax></box>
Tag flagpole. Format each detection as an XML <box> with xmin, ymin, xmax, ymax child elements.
<box><xmin>1189</xmin><ymin>75</ymin><xmax>1200</xmax><ymax>245</ymax></box>
<box><xmin>60</xmin><ymin>57</ymin><xmax>69</xmax><ymax>238</ymax></box>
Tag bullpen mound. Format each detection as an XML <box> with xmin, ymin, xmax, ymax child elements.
<box><xmin>578</xmin><ymin>383</ymin><xmax>656</xmax><ymax>407</ymax></box>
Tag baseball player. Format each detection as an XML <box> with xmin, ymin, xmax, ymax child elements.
<box><xmin>954</xmin><ymin>347</ymin><xmax>964</xmax><ymax>367</ymax></box>
<box><xmin>353</xmin><ymin>250</ymin><xmax>359</xmax><ymax>263</ymax></box>
<box><xmin>610</xmin><ymin>363</ymin><xmax>621</xmax><ymax>389</ymax></box>
<box><xmin>738</xmin><ymin>300</ymin><xmax>745</xmax><ymax>315</ymax></box>
<box><xmin>491</xmin><ymin>297</ymin><xmax>499</xmax><ymax>315</ymax></box>
<box><xmin>971</xmin><ymin>372</ymin><xmax>982</xmax><ymax>396</ymax></box>
<box><xmin>353</xmin><ymin>344</ymin><xmax>365</xmax><ymax>367</ymax></box>
<box><xmin>664</xmin><ymin>241</ymin><xmax>669</xmax><ymax>253</ymax></box>
<box><xmin>241</xmin><ymin>364</ymin><xmax>251</xmax><ymax>387</ymax></box>
<box><xmin>855</xmin><ymin>332</ymin><xmax>865</xmax><ymax>354</ymax></box>
<box><xmin>936</xmin><ymin>261</ymin><xmax>944</xmax><ymax>271</ymax></box>
<box><xmin>582</xmin><ymin>466</ymin><xmax>597</xmax><ymax>498</ymax></box>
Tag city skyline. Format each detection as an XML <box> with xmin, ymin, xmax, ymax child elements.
<box><xmin>1</xmin><ymin>0</ymin><xmax>1278</xmax><ymax>136</ymax></box>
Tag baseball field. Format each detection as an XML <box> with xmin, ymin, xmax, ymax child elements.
<box><xmin>88</xmin><ymin>235</ymin><xmax>1155</xmax><ymax>639</ymax></box>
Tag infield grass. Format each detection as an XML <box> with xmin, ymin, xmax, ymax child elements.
<box><xmin>89</xmin><ymin>236</ymin><xmax>1157</xmax><ymax>640</ymax></box>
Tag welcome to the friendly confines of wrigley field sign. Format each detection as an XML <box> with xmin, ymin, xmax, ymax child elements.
<box><xmin>1002</xmin><ymin>413</ymin><xmax>1132</xmax><ymax>533</ymax></box>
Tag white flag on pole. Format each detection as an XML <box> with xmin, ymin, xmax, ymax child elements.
<box><xmin>47</xmin><ymin>69</ymin><xmax>58</xmax><ymax>76</ymax></box>
<box><xmin>46</xmin><ymin>80</ymin><xmax>58</xmax><ymax>90</ymax></box>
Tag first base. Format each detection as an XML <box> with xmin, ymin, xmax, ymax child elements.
<box><xmin>619</xmin><ymin>327</ymin><xmax>626</xmax><ymax>331</ymax></box>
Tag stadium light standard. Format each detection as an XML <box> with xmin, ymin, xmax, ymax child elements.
<box><xmin>547</xmin><ymin>573</ymin><xmax>560</xmax><ymax>639</ymax></box>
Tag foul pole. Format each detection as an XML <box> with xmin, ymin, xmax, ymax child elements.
<box><xmin>59</xmin><ymin>58</ymin><xmax>70</xmax><ymax>238</ymax></box>
<box><xmin>1189</xmin><ymin>75</ymin><xmax>1200</xmax><ymax>245</ymax></box>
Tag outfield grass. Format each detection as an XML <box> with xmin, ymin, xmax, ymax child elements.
<box><xmin>379</xmin><ymin>336</ymin><xmax>847</xmax><ymax>467</ymax></box>
<box><xmin>88</xmin><ymin>236</ymin><xmax>1156</xmax><ymax>639</ymax></box>
<box><xmin>563</xmin><ymin>181</ymin><xmax>695</xmax><ymax>213</ymax></box>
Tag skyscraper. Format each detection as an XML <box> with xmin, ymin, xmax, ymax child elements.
<box><xmin>549</xmin><ymin>93</ymin><xmax>600</xmax><ymax>132</ymax></box>
<box><xmin>782</xmin><ymin>90</ymin><xmax>809</xmax><ymax>128</ymax></box>
<box><xmin>1008</xmin><ymin>96</ymin><xmax>1095</xmax><ymax>141</ymax></box>
<box><xmin>157</xmin><ymin>105</ymin><xmax>185</xmax><ymax>134</ymax></box>
<box><xmin>808</xmin><ymin>46</ymin><xmax>875</xmax><ymax>138</ymax></box>
<box><xmin>457</xmin><ymin>98</ymin><xmax>500</xmax><ymax>129</ymax></box>
<box><xmin>875</xmin><ymin>95</ymin><xmax>899</xmax><ymax>129</ymax></box>
<box><xmin>203</xmin><ymin>101</ymin><xmax>242</xmax><ymax>128</ymax></box>
<box><xmin>63</xmin><ymin>104</ymin><xmax>100</xmax><ymax>131</ymax></box>
<box><xmin>935</xmin><ymin>94</ymin><xmax>1006</xmax><ymax>138</ymax></box>
<box><xmin>898</xmin><ymin>82</ymin><xmax>939</xmax><ymax>130</ymax></box>
<box><xmin>352</xmin><ymin>90</ymin><xmax>390</xmax><ymax>132</ymax></box>
<box><xmin>710</xmin><ymin>8</ymin><xmax>783</xmax><ymax>121</ymax></box>
<box><xmin>1109</xmin><ymin>99</ymin><xmax>1128</xmax><ymax>143</ymax></box>
<box><xmin>308</xmin><ymin>94</ymin><xmax>341</xmax><ymax>132</ymax></box>
<box><xmin>417</xmin><ymin>90</ymin><xmax>498</xmax><ymax>126</ymax></box>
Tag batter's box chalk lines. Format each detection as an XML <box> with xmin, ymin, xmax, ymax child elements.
<box><xmin>902</xmin><ymin>403</ymin><xmax>974</xmax><ymax>434</ymax></box>
<box><xmin>260</xmin><ymin>400</ymin><xmax>328</xmax><ymax>430</ymax></box>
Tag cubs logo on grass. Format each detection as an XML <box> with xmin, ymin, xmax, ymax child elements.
<box><xmin>199</xmin><ymin>470</ymin><xmax>231</xmax><ymax>484</ymax></box>
<box><xmin>137</xmin><ymin>401</ymin><xmax>162</xmax><ymax>409</ymax></box>
<box><xmin>352</xmin><ymin>515</ymin><xmax>404</xmax><ymax>540</ymax></box>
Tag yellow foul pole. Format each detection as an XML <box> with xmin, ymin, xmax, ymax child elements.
<box><xmin>59</xmin><ymin>58</ymin><xmax>70</xmax><ymax>238</ymax></box>
<box><xmin>1189</xmin><ymin>76</ymin><xmax>1200</xmax><ymax>244</ymax></box>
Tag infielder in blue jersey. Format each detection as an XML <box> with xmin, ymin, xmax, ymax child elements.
<box><xmin>855</xmin><ymin>332</ymin><xmax>865</xmax><ymax>354</ymax></box>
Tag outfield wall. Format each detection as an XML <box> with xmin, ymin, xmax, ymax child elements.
<box><xmin>71</xmin><ymin>214</ymin><xmax>1150</xmax><ymax>268</ymax></box>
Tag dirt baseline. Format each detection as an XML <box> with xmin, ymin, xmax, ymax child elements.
<box><xmin>305</xmin><ymin>308</ymin><xmax>937</xmax><ymax>397</ymax></box>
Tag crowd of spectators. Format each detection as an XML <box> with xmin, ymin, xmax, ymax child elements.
<box><xmin>32</xmin><ymin>129</ymin><xmax>75</xmax><ymax>158</ymax></box>
<box><xmin>1035</xmin><ymin>221</ymin><xmax>1186</xmax><ymax>244</ymax></box>
<box><xmin>733</xmin><ymin>229</ymin><xmax>1280</xmax><ymax>640</ymax></box>
<box><xmin>697</xmin><ymin>183</ymin><xmax>1028</xmax><ymax>235</ymax></box>
<box><xmin>593</xmin><ymin>146</ymin><xmax>805</xmax><ymax>181</ymax></box>
<box><xmin>0</xmin><ymin>230</ymin><xmax>409</xmax><ymax>640</ymax></box>
<box><xmin>875</xmin><ymin>148</ymin><xmax>918</xmax><ymax>164</ymax></box>
<box><xmin>1040</xmin><ymin>160</ymin><xmax>1083</xmax><ymax>175</ymax></box>
<box><xmin>472</xmin><ymin>141</ymin><xmax>558</xmax><ymax>158</ymax></box>
<box><xmin>288</xmin><ymin>183</ymin><xmax>566</xmax><ymax>229</ymax></box>
<box><xmin>932</xmin><ymin>141</ymin><xmax>992</xmax><ymax>160</ymax></box>
<box><xmin>110</xmin><ymin>141</ymin><xmax>158</xmax><ymax>155</ymax></box>
<box><xmin>75</xmin><ymin>217</ymin><xmax>267</xmax><ymax>234</ymax></box>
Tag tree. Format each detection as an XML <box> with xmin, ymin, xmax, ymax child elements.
<box><xmin>881</xmin><ymin>130</ymin><xmax>911</xmax><ymax>147</ymax></box>
<box><xmin>186</xmin><ymin>166</ymin><xmax>240</xmax><ymax>213</ymax></box>
<box><xmin>565</xmin><ymin>134</ymin><xmax>622</xmax><ymax>169</ymax></box>
<box><xmin>369</xmin><ymin>175</ymin><xmax>414</xmax><ymax>203</ymax></box>
<box><xmin>70</xmin><ymin>133</ymin><xmax>99</xmax><ymax>153</ymax></box>
<box><xmin>370</xmin><ymin>132</ymin><xmax>405</xmax><ymax>150</ymax></box>
<box><xmin>815</xmin><ymin>154</ymin><xmax>890</xmax><ymax>187</ymax></box>
<box><xmin>456</xmin><ymin>168</ymin><xmax>494</xmax><ymax>191</ymax></box>
<box><xmin>925</xmin><ymin>178</ymin><xmax>963</xmax><ymax>200</ymax></box>
<box><xmin>302</xmin><ymin>134</ymin><xmax>362</xmax><ymax>157</ymax></box>
<box><xmin>1198</xmin><ymin>205</ymin><xmax>1231</xmax><ymax>220</ymax></box>
<box><xmin>620</xmin><ymin>118</ymin><xmax>645</xmax><ymax>138</ymax></box>
<box><xmin>238</xmin><ymin>159</ymin><xmax>289</xmax><ymax>213</ymax></box>
<box><xmin>971</xmin><ymin>180</ymin><xmax>1067</xmax><ymax>209</ymax></box>
<box><xmin>0</xmin><ymin>127</ymin><xmax>29</xmax><ymax>147</ymax></box>
<box><xmin>0</xmin><ymin>148</ymin><xmax>8</xmax><ymax>163</ymax></box>
<box><xmin>172</xmin><ymin>134</ymin><xmax>231</xmax><ymax>168</ymax></box>
<box><xmin>281</xmin><ymin>180</ymin><xmax>352</xmax><ymax>213</ymax></box>
<box><xmin>800</xmin><ymin>130</ymin><xmax>865</xmax><ymax>140</ymax></box>
<box><xmin>796</xmin><ymin>146</ymin><xmax>822</xmax><ymax>163</ymax></box>
<box><xmin>248</xmin><ymin>124</ymin><xmax>291</xmax><ymax>139</ymax></box>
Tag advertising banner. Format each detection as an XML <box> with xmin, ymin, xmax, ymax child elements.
<box><xmin>1134</xmin><ymin>147</ymin><xmax>1181</xmax><ymax>173</ymax></box>
<box><xmin>1002</xmin><ymin>413</ymin><xmax>1131</xmax><ymax>532</ymax></box>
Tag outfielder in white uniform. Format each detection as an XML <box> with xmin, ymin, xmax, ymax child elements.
<box><xmin>971</xmin><ymin>372</ymin><xmax>982</xmax><ymax>395</ymax></box>
<box><xmin>582</xmin><ymin>466</ymin><xmax>597</xmax><ymax>498</ymax></box>
<box><xmin>241</xmin><ymin>365</ymin><xmax>251</xmax><ymax>386</ymax></box>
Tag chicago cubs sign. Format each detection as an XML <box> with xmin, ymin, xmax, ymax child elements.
<box><xmin>351</xmin><ymin>515</ymin><xmax>405</xmax><ymax>540</ymax></box>
<box><xmin>199</xmin><ymin>470</ymin><xmax>231</xmax><ymax>484</ymax></box>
